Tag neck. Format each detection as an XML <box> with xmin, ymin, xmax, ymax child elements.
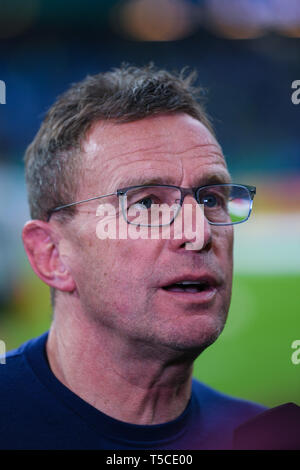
<box><xmin>46</xmin><ymin>299</ymin><xmax>194</xmax><ymax>425</ymax></box>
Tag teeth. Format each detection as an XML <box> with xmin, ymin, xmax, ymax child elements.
<box><xmin>176</xmin><ymin>281</ymin><xmax>204</xmax><ymax>285</ymax></box>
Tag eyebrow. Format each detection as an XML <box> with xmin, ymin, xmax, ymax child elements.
<box><xmin>118</xmin><ymin>172</ymin><xmax>232</xmax><ymax>189</ymax></box>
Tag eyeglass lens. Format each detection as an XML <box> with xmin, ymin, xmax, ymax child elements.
<box><xmin>122</xmin><ymin>185</ymin><xmax>251</xmax><ymax>226</ymax></box>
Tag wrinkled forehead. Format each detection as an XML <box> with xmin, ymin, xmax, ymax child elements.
<box><xmin>83</xmin><ymin>114</ymin><xmax>223</xmax><ymax>156</ymax></box>
<box><xmin>79</xmin><ymin>114</ymin><xmax>228</xmax><ymax>192</ymax></box>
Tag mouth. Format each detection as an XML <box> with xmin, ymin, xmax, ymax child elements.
<box><xmin>162</xmin><ymin>280</ymin><xmax>211</xmax><ymax>293</ymax></box>
<box><xmin>159</xmin><ymin>277</ymin><xmax>219</xmax><ymax>303</ymax></box>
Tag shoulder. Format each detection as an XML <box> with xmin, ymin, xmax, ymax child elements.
<box><xmin>191</xmin><ymin>377</ymin><xmax>268</xmax><ymax>423</ymax></box>
<box><xmin>0</xmin><ymin>340</ymin><xmax>30</xmax><ymax>386</ymax></box>
<box><xmin>0</xmin><ymin>333</ymin><xmax>49</xmax><ymax>410</ymax></box>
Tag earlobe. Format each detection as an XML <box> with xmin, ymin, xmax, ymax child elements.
<box><xmin>22</xmin><ymin>220</ymin><xmax>76</xmax><ymax>293</ymax></box>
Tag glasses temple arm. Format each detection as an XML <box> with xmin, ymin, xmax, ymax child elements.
<box><xmin>47</xmin><ymin>192</ymin><xmax>117</xmax><ymax>221</ymax></box>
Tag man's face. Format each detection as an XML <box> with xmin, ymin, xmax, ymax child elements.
<box><xmin>59</xmin><ymin>113</ymin><xmax>233</xmax><ymax>355</ymax></box>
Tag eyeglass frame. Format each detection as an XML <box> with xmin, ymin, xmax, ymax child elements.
<box><xmin>46</xmin><ymin>183</ymin><xmax>256</xmax><ymax>226</ymax></box>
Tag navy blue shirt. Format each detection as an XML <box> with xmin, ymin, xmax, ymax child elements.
<box><xmin>0</xmin><ymin>332</ymin><xmax>267</xmax><ymax>449</ymax></box>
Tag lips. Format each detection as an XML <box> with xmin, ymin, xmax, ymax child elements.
<box><xmin>157</xmin><ymin>273</ymin><xmax>220</xmax><ymax>304</ymax></box>
<box><xmin>159</xmin><ymin>274</ymin><xmax>220</xmax><ymax>293</ymax></box>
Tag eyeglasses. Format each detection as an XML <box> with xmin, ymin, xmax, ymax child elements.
<box><xmin>47</xmin><ymin>183</ymin><xmax>256</xmax><ymax>227</ymax></box>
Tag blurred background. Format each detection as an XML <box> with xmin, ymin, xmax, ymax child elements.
<box><xmin>0</xmin><ymin>0</ymin><xmax>299</xmax><ymax>407</ymax></box>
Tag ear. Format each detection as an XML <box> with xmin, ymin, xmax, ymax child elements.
<box><xmin>22</xmin><ymin>220</ymin><xmax>76</xmax><ymax>293</ymax></box>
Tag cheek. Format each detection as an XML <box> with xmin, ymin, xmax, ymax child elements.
<box><xmin>87</xmin><ymin>239</ymin><xmax>155</xmax><ymax>319</ymax></box>
<box><xmin>212</xmin><ymin>226</ymin><xmax>234</xmax><ymax>275</ymax></box>
<box><xmin>224</xmin><ymin>226</ymin><xmax>234</xmax><ymax>258</ymax></box>
<box><xmin>83</xmin><ymin>237</ymin><xmax>148</xmax><ymax>290</ymax></box>
<box><xmin>96</xmin><ymin>239</ymin><xmax>163</xmax><ymax>314</ymax></box>
<box><xmin>213</xmin><ymin>225</ymin><xmax>233</xmax><ymax>253</ymax></box>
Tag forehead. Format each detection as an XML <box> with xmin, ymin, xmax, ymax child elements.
<box><xmin>80</xmin><ymin>113</ymin><xmax>229</xmax><ymax>193</ymax></box>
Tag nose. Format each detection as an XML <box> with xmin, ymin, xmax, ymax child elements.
<box><xmin>170</xmin><ymin>194</ymin><xmax>212</xmax><ymax>251</ymax></box>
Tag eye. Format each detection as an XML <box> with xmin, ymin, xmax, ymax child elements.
<box><xmin>200</xmin><ymin>192</ymin><xmax>226</xmax><ymax>209</ymax></box>
<box><xmin>201</xmin><ymin>194</ymin><xmax>219</xmax><ymax>208</ymax></box>
<box><xmin>131</xmin><ymin>196</ymin><xmax>156</xmax><ymax>210</ymax></box>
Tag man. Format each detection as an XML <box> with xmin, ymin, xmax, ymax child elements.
<box><xmin>0</xmin><ymin>64</ymin><xmax>266</xmax><ymax>449</ymax></box>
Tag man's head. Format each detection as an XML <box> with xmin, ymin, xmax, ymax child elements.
<box><xmin>23</xmin><ymin>64</ymin><xmax>233</xmax><ymax>357</ymax></box>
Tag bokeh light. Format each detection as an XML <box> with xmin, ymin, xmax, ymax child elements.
<box><xmin>112</xmin><ymin>0</ymin><xmax>198</xmax><ymax>41</ymax></box>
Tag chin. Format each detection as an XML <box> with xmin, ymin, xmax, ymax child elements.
<box><xmin>159</xmin><ymin>316</ymin><xmax>226</xmax><ymax>357</ymax></box>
